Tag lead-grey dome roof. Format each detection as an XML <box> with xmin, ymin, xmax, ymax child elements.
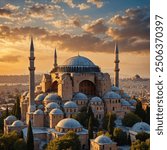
<box><xmin>73</xmin><ymin>92</ymin><xmax>88</xmax><ymax>100</ymax></box>
<box><xmin>12</xmin><ymin>120</ymin><xmax>24</xmax><ymax>126</ymax></box>
<box><xmin>63</xmin><ymin>56</ymin><xmax>96</xmax><ymax>67</ymax></box>
<box><xmin>91</xmin><ymin>96</ymin><xmax>102</xmax><ymax>103</ymax></box>
<box><xmin>44</xmin><ymin>93</ymin><xmax>61</xmax><ymax>102</ymax></box>
<box><xmin>94</xmin><ymin>135</ymin><xmax>112</xmax><ymax>144</ymax></box>
<box><xmin>132</xmin><ymin>122</ymin><xmax>150</xmax><ymax>132</ymax></box>
<box><xmin>49</xmin><ymin>108</ymin><xmax>63</xmax><ymax>115</ymax></box>
<box><xmin>121</xmin><ymin>99</ymin><xmax>131</xmax><ymax>106</ymax></box>
<box><xmin>56</xmin><ymin>118</ymin><xmax>82</xmax><ymax>129</ymax></box>
<box><xmin>103</xmin><ymin>91</ymin><xmax>121</xmax><ymax>99</ymax></box>
<box><xmin>58</xmin><ymin>55</ymin><xmax>100</xmax><ymax>73</ymax></box>
<box><xmin>5</xmin><ymin>115</ymin><xmax>17</xmax><ymax>121</ymax></box>
<box><xmin>64</xmin><ymin>101</ymin><xmax>78</xmax><ymax>108</ymax></box>
<box><xmin>35</xmin><ymin>93</ymin><xmax>46</xmax><ymax>101</ymax></box>
<box><xmin>46</xmin><ymin>102</ymin><xmax>60</xmax><ymax>109</ymax></box>
<box><xmin>33</xmin><ymin>109</ymin><xmax>44</xmax><ymax>115</ymax></box>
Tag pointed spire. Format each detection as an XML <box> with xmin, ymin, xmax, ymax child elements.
<box><xmin>115</xmin><ymin>42</ymin><xmax>119</xmax><ymax>54</ymax></box>
<box><xmin>30</xmin><ymin>36</ymin><xmax>34</xmax><ymax>52</ymax></box>
<box><xmin>54</xmin><ymin>48</ymin><xmax>58</xmax><ymax>69</ymax></box>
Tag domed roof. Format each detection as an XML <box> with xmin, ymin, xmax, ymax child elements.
<box><xmin>44</xmin><ymin>93</ymin><xmax>61</xmax><ymax>102</ymax></box>
<box><xmin>103</xmin><ymin>91</ymin><xmax>121</xmax><ymax>99</ymax></box>
<box><xmin>111</xmin><ymin>86</ymin><xmax>120</xmax><ymax>92</ymax></box>
<box><xmin>132</xmin><ymin>122</ymin><xmax>150</xmax><ymax>132</ymax></box>
<box><xmin>91</xmin><ymin>97</ymin><xmax>102</xmax><ymax>103</ymax></box>
<box><xmin>37</xmin><ymin>104</ymin><xmax>44</xmax><ymax>109</ymax></box>
<box><xmin>46</xmin><ymin>102</ymin><xmax>59</xmax><ymax>109</ymax></box>
<box><xmin>129</xmin><ymin>99</ymin><xmax>137</xmax><ymax>105</ymax></box>
<box><xmin>94</xmin><ymin>135</ymin><xmax>112</xmax><ymax>144</ymax></box>
<box><xmin>50</xmin><ymin>108</ymin><xmax>64</xmax><ymax>115</ymax></box>
<box><xmin>35</xmin><ymin>93</ymin><xmax>46</xmax><ymax>101</ymax></box>
<box><xmin>121</xmin><ymin>99</ymin><xmax>131</xmax><ymax>106</ymax></box>
<box><xmin>64</xmin><ymin>101</ymin><xmax>78</xmax><ymax>108</ymax></box>
<box><xmin>5</xmin><ymin>115</ymin><xmax>17</xmax><ymax>121</ymax></box>
<box><xmin>73</xmin><ymin>92</ymin><xmax>88</xmax><ymax>100</ymax></box>
<box><xmin>63</xmin><ymin>56</ymin><xmax>96</xmax><ymax>67</ymax></box>
<box><xmin>33</xmin><ymin>109</ymin><xmax>44</xmax><ymax>115</ymax></box>
<box><xmin>12</xmin><ymin>120</ymin><xmax>24</xmax><ymax>126</ymax></box>
<box><xmin>122</xmin><ymin>93</ymin><xmax>130</xmax><ymax>99</ymax></box>
<box><xmin>56</xmin><ymin>118</ymin><xmax>82</xmax><ymax>129</ymax></box>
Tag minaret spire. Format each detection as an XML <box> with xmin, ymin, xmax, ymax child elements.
<box><xmin>28</xmin><ymin>37</ymin><xmax>35</xmax><ymax>112</ymax></box>
<box><xmin>114</xmin><ymin>42</ymin><xmax>120</xmax><ymax>87</ymax></box>
<box><xmin>54</xmin><ymin>48</ymin><xmax>57</xmax><ymax>69</ymax></box>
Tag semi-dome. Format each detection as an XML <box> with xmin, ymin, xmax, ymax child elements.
<box><xmin>121</xmin><ymin>99</ymin><xmax>131</xmax><ymax>106</ymax></box>
<box><xmin>56</xmin><ymin>118</ymin><xmax>82</xmax><ymax>129</ymax></box>
<box><xmin>33</xmin><ymin>109</ymin><xmax>44</xmax><ymax>115</ymax></box>
<box><xmin>64</xmin><ymin>101</ymin><xmax>78</xmax><ymax>108</ymax></box>
<box><xmin>94</xmin><ymin>135</ymin><xmax>112</xmax><ymax>144</ymax></box>
<box><xmin>35</xmin><ymin>93</ymin><xmax>46</xmax><ymax>101</ymax></box>
<box><xmin>49</xmin><ymin>108</ymin><xmax>63</xmax><ymax>115</ymax></box>
<box><xmin>46</xmin><ymin>102</ymin><xmax>59</xmax><ymax>109</ymax></box>
<box><xmin>103</xmin><ymin>91</ymin><xmax>121</xmax><ymax>99</ymax></box>
<box><xmin>12</xmin><ymin>120</ymin><xmax>24</xmax><ymax>126</ymax></box>
<box><xmin>73</xmin><ymin>92</ymin><xmax>88</xmax><ymax>100</ymax></box>
<box><xmin>132</xmin><ymin>122</ymin><xmax>150</xmax><ymax>132</ymax></box>
<box><xmin>129</xmin><ymin>99</ymin><xmax>137</xmax><ymax>105</ymax></box>
<box><xmin>5</xmin><ymin>115</ymin><xmax>17</xmax><ymax>121</ymax></box>
<box><xmin>111</xmin><ymin>86</ymin><xmax>120</xmax><ymax>92</ymax></box>
<box><xmin>37</xmin><ymin>104</ymin><xmax>44</xmax><ymax>109</ymax></box>
<box><xmin>90</xmin><ymin>96</ymin><xmax>102</xmax><ymax>103</ymax></box>
<box><xmin>44</xmin><ymin>93</ymin><xmax>61</xmax><ymax>102</ymax></box>
<box><xmin>58</xmin><ymin>55</ymin><xmax>100</xmax><ymax>73</ymax></box>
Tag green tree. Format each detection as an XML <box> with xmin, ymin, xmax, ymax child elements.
<box><xmin>127</xmin><ymin>134</ymin><xmax>131</xmax><ymax>145</ymax></box>
<box><xmin>97</xmin><ymin>131</ymin><xmax>111</xmax><ymax>138</ymax></box>
<box><xmin>14</xmin><ymin>138</ymin><xmax>27</xmax><ymax>150</ymax></box>
<box><xmin>135</xmin><ymin>132</ymin><xmax>150</xmax><ymax>142</ymax></box>
<box><xmin>47</xmin><ymin>131</ymin><xmax>81</xmax><ymax>150</ymax></box>
<box><xmin>26</xmin><ymin>120</ymin><xmax>34</xmax><ymax>150</ymax></box>
<box><xmin>0</xmin><ymin>131</ymin><xmax>19</xmax><ymax>150</ymax></box>
<box><xmin>113</xmin><ymin>128</ymin><xmax>127</xmax><ymax>146</ymax></box>
<box><xmin>5</xmin><ymin>105</ymin><xmax>9</xmax><ymax>117</ymax></box>
<box><xmin>15</xmin><ymin>97</ymin><xmax>21</xmax><ymax>120</ymax></box>
<box><xmin>131</xmin><ymin>139</ymin><xmax>150</xmax><ymax>150</ymax></box>
<box><xmin>122</xmin><ymin>112</ymin><xmax>141</xmax><ymax>127</ymax></box>
<box><xmin>102</xmin><ymin>113</ymin><xmax>116</xmax><ymax>130</ymax></box>
<box><xmin>107</xmin><ymin>113</ymin><xmax>115</xmax><ymax>135</ymax></box>
<box><xmin>145</xmin><ymin>106</ymin><xmax>150</xmax><ymax>124</ymax></box>
<box><xmin>135</xmin><ymin>101</ymin><xmax>146</xmax><ymax>121</ymax></box>
<box><xmin>88</xmin><ymin>115</ymin><xmax>93</xmax><ymax>140</ymax></box>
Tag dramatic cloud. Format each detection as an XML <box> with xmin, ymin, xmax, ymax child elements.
<box><xmin>77</xmin><ymin>3</ymin><xmax>90</xmax><ymax>10</ymax></box>
<box><xmin>87</xmin><ymin>0</ymin><xmax>104</xmax><ymax>8</ymax></box>
<box><xmin>0</xmin><ymin>3</ymin><xmax>19</xmax><ymax>18</ymax></box>
<box><xmin>82</xmin><ymin>18</ymin><xmax>108</xmax><ymax>34</ymax></box>
<box><xmin>0</xmin><ymin>55</ymin><xmax>21</xmax><ymax>63</ymax></box>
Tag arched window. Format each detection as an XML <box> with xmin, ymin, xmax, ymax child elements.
<box><xmin>79</xmin><ymin>80</ymin><xmax>96</xmax><ymax>96</ymax></box>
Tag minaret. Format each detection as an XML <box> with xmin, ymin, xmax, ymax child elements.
<box><xmin>114</xmin><ymin>42</ymin><xmax>120</xmax><ymax>87</ymax></box>
<box><xmin>28</xmin><ymin>37</ymin><xmax>35</xmax><ymax>112</ymax></box>
<box><xmin>54</xmin><ymin>48</ymin><xmax>58</xmax><ymax>69</ymax></box>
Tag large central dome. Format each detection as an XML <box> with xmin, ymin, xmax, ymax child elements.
<box><xmin>57</xmin><ymin>55</ymin><xmax>100</xmax><ymax>73</ymax></box>
<box><xmin>63</xmin><ymin>56</ymin><xmax>96</xmax><ymax>67</ymax></box>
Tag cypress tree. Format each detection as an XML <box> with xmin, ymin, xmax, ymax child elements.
<box><xmin>5</xmin><ymin>105</ymin><xmax>9</xmax><ymax>117</ymax></box>
<box><xmin>15</xmin><ymin>97</ymin><xmax>21</xmax><ymax>119</ymax></box>
<box><xmin>26</xmin><ymin>120</ymin><xmax>34</xmax><ymax>150</ymax></box>
<box><xmin>88</xmin><ymin>115</ymin><xmax>93</xmax><ymax>148</ymax></box>
<box><xmin>107</xmin><ymin>113</ymin><xmax>115</xmax><ymax>136</ymax></box>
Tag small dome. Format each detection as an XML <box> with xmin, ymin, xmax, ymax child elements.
<box><xmin>103</xmin><ymin>91</ymin><xmax>121</xmax><ymax>99</ymax></box>
<box><xmin>37</xmin><ymin>104</ymin><xmax>44</xmax><ymax>109</ymax></box>
<box><xmin>121</xmin><ymin>99</ymin><xmax>131</xmax><ymax>106</ymax></box>
<box><xmin>122</xmin><ymin>93</ymin><xmax>130</xmax><ymax>99</ymax></box>
<box><xmin>132</xmin><ymin>122</ymin><xmax>150</xmax><ymax>132</ymax></box>
<box><xmin>56</xmin><ymin>118</ymin><xmax>82</xmax><ymax>129</ymax></box>
<box><xmin>5</xmin><ymin>115</ymin><xmax>17</xmax><ymax>121</ymax></box>
<box><xmin>33</xmin><ymin>109</ymin><xmax>44</xmax><ymax>115</ymax></box>
<box><xmin>29</xmin><ymin>104</ymin><xmax>36</xmax><ymax>112</ymax></box>
<box><xmin>73</xmin><ymin>92</ymin><xmax>88</xmax><ymax>100</ymax></box>
<box><xmin>111</xmin><ymin>86</ymin><xmax>120</xmax><ymax>92</ymax></box>
<box><xmin>64</xmin><ymin>101</ymin><xmax>78</xmax><ymax>108</ymax></box>
<box><xmin>12</xmin><ymin>120</ymin><xmax>24</xmax><ymax>126</ymax></box>
<box><xmin>129</xmin><ymin>99</ymin><xmax>137</xmax><ymax>105</ymax></box>
<box><xmin>50</xmin><ymin>108</ymin><xmax>64</xmax><ymax>115</ymax></box>
<box><xmin>35</xmin><ymin>93</ymin><xmax>46</xmax><ymax>101</ymax></box>
<box><xmin>95</xmin><ymin>135</ymin><xmax>112</xmax><ymax>144</ymax></box>
<box><xmin>90</xmin><ymin>97</ymin><xmax>102</xmax><ymax>103</ymax></box>
<box><xmin>46</xmin><ymin>102</ymin><xmax>59</xmax><ymax>109</ymax></box>
<box><xmin>44</xmin><ymin>93</ymin><xmax>61</xmax><ymax>102</ymax></box>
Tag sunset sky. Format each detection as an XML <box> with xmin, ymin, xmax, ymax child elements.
<box><xmin>0</xmin><ymin>0</ymin><xmax>150</xmax><ymax>78</ymax></box>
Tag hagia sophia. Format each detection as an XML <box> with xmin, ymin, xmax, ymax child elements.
<box><xmin>3</xmin><ymin>38</ymin><xmax>150</xmax><ymax>150</ymax></box>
